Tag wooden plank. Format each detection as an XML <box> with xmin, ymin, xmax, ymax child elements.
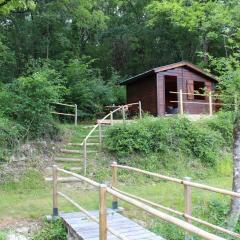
<box><xmin>61</xmin><ymin>210</ymin><xmax>164</xmax><ymax>240</ymax></box>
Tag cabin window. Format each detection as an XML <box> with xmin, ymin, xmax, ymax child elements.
<box><xmin>193</xmin><ymin>81</ymin><xmax>205</xmax><ymax>100</ymax></box>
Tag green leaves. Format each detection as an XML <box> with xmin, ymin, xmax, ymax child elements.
<box><xmin>0</xmin><ymin>68</ymin><xmax>64</xmax><ymax>139</ymax></box>
<box><xmin>104</xmin><ymin>115</ymin><xmax>232</xmax><ymax>166</ymax></box>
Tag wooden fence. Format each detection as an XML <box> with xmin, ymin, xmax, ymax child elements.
<box><xmin>111</xmin><ymin>163</ymin><xmax>240</xmax><ymax>239</ymax></box>
<box><xmin>52</xmin><ymin>165</ymin><xmax>228</xmax><ymax>240</ymax></box>
<box><xmin>51</xmin><ymin>102</ymin><xmax>78</xmax><ymax>126</ymax></box>
<box><xmin>81</xmin><ymin>101</ymin><xmax>142</xmax><ymax>175</ymax></box>
<box><xmin>169</xmin><ymin>90</ymin><xmax>237</xmax><ymax>116</ymax></box>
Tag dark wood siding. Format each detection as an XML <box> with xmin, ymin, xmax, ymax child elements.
<box><xmin>156</xmin><ymin>67</ymin><xmax>214</xmax><ymax>115</ymax></box>
<box><xmin>126</xmin><ymin>75</ymin><xmax>157</xmax><ymax>115</ymax></box>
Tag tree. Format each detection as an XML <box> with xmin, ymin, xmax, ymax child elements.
<box><xmin>0</xmin><ymin>0</ymin><xmax>35</xmax><ymax>14</ymax></box>
<box><xmin>211</xmin><ymin>55</ymin><xmax>240</xmax><ymax>230</ymax></box>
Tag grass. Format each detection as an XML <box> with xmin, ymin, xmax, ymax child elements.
<box><xmin>0</xmin><ymin>122</ymin><xmax>236</xmax><ymax>239</ymax></box>
<box><xmin>0</xmin><ymin>231</ymin><xmax>6</xmax><ymax>240</ymax></box>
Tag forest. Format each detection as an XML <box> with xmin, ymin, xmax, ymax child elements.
<box><xmin>0</xmin><ymin>0</ymin><xmax>240</xmax><ymax>140</ymax></box>
<box><xmin>0</xmin><ymin>0</ymin><xmax>240</xmax><ymax>239</ymax></box>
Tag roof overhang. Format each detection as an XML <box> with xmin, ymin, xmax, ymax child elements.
<box><xmin>120</xmin><ymin>61</ymin><xmax>218</xmax><ymax>85</ymax></box>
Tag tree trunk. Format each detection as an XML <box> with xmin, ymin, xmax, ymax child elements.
<box><xmin>227</xmin><ymin>119</ymin><xmax>240</xmax><ymax>231</ymax></box>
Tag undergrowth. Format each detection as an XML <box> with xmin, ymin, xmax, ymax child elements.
<box><xmin>104</xmin><ymin>112</ymin><xmax>233</xmax><ymax>167</ymax></box>
<box><xmin>32</xmin><ymin>220</ymin><xmax>67</xmax><ymax>240</ymax></box>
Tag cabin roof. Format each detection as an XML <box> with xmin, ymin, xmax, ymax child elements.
<box><xmin>120</xmin><ymin>61</ymin><xmax>218</xmax><ymax>85</ymax></box>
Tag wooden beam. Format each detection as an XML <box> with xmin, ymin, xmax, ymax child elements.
<box><xmin>99</xmin><ymin>184</ymin><xmax>107</xmax><ymax>240</ymax></box>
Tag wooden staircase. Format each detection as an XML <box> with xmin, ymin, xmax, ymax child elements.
<box><xmin>53</xmin><ymin>102</ymin><xmax>142</xmax><ymax>175</ymax></box>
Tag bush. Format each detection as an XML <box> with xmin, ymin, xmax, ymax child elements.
<box><xmin>0</xmin><ymin>69</ymin><xmax>64</xmax><ymax>139</ymax></box>
<box><xmin>0</xmin><ymin>115</ymin><xmax>23</xmax><ymax>161</ymax></box>
<box><xmin>32</xmin><ymin>220</ymin><xmax>67</xmax><ymax>240</ymax></box>
<box><xmin>64</xmin><ymin>58</ymin><xmax>125</xmax><ymax>119</ymax></box>
<box><xmin>104</xmin><ymin>116</ymin><xmax>231</xmax><ymax>166</ymax></box>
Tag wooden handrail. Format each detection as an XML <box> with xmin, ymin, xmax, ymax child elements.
<box><xmin>81</xmin><ymin>102</ymin><xmax>142</xmax><ymax>175</ymax></box>
<box><xmin>53</xmin><ymin>166</ymin><xmax>227</xmax><ymax>240</ymax></box>
<box><xmin>111</xmin><ymin>164</ymin><xmax>182</xmax><ymax>184</ymax></box>
<box><xmin>52</xmin><ymin>102</ymin><xmax>76</xmax><ymax>108</ymax></box>
<box><xmin>169</xmin><ymin>91</ymin><xmax>219</xmax><ymax>97</ymax></box>
<box><xmin>106</xmin><ymin>188</ymin><xmax>225</xmax><ymax>240</ymax></box>
<box><xmin>110</xmin><ymin>163</ymin><xmax>240</xmax><ymax>238</ymax></box>
<box><xmin>51</xmin><ymin>102</ymin><xmax>78</xmax><ymax>125</ymax></box>
<box><xmin>112</xmin><ymin>164</ymin><xmax>240</xmax><ymax>198</ymax></box>
<box><xmin>112</xmin><ymin>187</ymin><xmax>240</xmax><ymax>238</ymax></box>
<box><xmin>51</xmin><ymin>112</ymin><xmax>75</xmax><ymax>116</ymax></box>
<box><xmin>57</xmin><ymin>168</ymin><xmax>100</xmax><ymax>187</ymax></box>
<box><xmin>58</xmin><ymin>191</ymin><xmax>128</xmax><ymax>240</ymax></box>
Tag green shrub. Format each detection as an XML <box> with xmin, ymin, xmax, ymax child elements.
<box><xmin>205</xmin><ymin>111</ymin><xmax>234</xmax><ymax>146</ymax></box>
<box><xmin>0</xmin><ymin>115</ymin><xmax>23</xmax><ymax>161</ymax></box>
<box><xmin>0</xmin><ymin>69</ymin><xmax>64</xmax><ymax>139</ymax></box>
<box><xmin>104</xmin><ymin>116</ymin><xmax>230</xmax><ymax>166</ymax></box>
<box><xmin>32</xmin><ymin>220</ymin><xmax>67</xmax><ymax>240</ymax></box>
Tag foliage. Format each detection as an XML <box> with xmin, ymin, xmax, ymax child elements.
<box><xmin>104</xmin><ymin>115</ymin><xmax>232</xmax><ymax>166</ymax></box>
<box><xmin>0</xmin><ymin>115</ymin><xmax>23</xmax><ymax>161</ymax></box>
<box><xmin>0</xmin><ymin>0</ymin><xmax>35</xmax><ymax>14</ymax></box>
<box><xmin>0</xmin><ymin>231</ymin><xmax>6</xmax><ymax>240</ymax></box>
<box><xmin>0</xmin><ymin>69</ymin><xmax>64</xmax><ymax>139</ymax></box>
<box><xmin>32</xmin><ymin>220</ymin><xmax>67</xmax><ymax>240</ymax></box>
<box><xmin>64</xmin><ymin>58</ymin><xmax>125</xmax><ymax>119</ymax></box>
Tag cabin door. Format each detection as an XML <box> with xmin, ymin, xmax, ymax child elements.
<box><xmin>164</xmin><ymin>76</ymin><xmax>178</xmax><ymax>114</ymax></box>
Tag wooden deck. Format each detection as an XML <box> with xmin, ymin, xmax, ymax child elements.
<box><xmin>61</xmin><ymin>210</ymin><xmax>164</xmax><ymax>240</ymax></box>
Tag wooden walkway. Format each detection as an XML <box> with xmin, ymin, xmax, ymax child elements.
<box><xmin>61</xmin><ymin>210</ymin><xmax>164</xmax><ymax>240</ymax></box>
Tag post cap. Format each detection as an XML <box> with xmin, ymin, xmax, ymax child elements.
<box><xmin>183</xmin><ymin>177</ymin><xmax>192</xmax><ymax>181</ymax></box>
<box><xmin>111</xmin><ymin>161</ymin><xmax>117</xmax><ymax>166</ymax></box>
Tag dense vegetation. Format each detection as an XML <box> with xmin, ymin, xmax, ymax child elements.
<box><xmin>0</xmin><ymin>0</ymin><xmax>239</xmax><ymax>159</ymax></box>
<box><xmin>0</xmin><ymin>0</ymin><xmax>240</xmax><ymax>238</ymax></box>
<box><xmin>105</xmin><ymin>112</ymin><xmax>233</xmax><ymax>168</ymax></box>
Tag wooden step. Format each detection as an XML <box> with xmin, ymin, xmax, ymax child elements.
<box><xmin>67</xmin><ymin>143</ymin><xmax>83</xmax><ymax>146</ymax></box>
<box><xmin>60</xmin><ymin>149</ymin><xmax>81</xmax><ymax>154</ymax></box>
<box><xmin>55</xmin><ymin>157</ymin><xmax>82</xmax><ymax>162</ymax></box>
<box><xmin>67</xmin><ymin>142</ymin><xmax>99</xmax><ymax>146</ymax></box>
<box><xmin>89</xmin><ymin>135</ymin><xmax>106</xmax><ymax>138</ymax></box>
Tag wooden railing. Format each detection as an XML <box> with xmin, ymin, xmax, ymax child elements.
<box><xmin>169</xmin><ymin>90</ymin><xmax>237</xmax><ymax>116</ymax></box>
<box><xmin>81</xmin><ymin>101</ymin><xmax>142</xmax><ymax>175</ymax></box>
<box><xmin>51</xmin><ymin>102</ymin><xmax>78</xmax><ymax>126</ymax></box>
<box><xmin>110</xmin><ymin>163</ymin><xmax>240</xmax><ymax>239</ymax></box>
<box><xmin>52</xmin><ymin>165</ymin><xmax>226</xmax><ymax>240</ymax></box>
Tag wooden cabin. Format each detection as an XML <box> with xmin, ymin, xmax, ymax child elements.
<box><xmin>120</xmin><ymin>61</ymin><xmax>218</xmax><ymax>116</ymax></box>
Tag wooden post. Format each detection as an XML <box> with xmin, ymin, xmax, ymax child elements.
<box><xmin>183</xmin><ymin>177</ymin><xmax>192</xmax><ymax>240</ymax></box>
<box><xmin>99</xmin><ymin>184</ymin><xmax>107</xmax><ymax>240</ymax></box>
<box><xmin>180</xmin><ymin>89</ymin><xmax>184</xmax><ymax>115</ymax></box>
<box><xmin>139</xmin><ymin>101</ymin><xmax>142</xmax><ymax>119</ymax></box>
<box><xmin>111</xmin><ymin>161</ymin><xmax>118</xmax><ymax>209</ymax></box>
<box><xmin>74</xmin><ymin>104</ymin><xmax>78</xmax><ymax>126</ymax></box>
<box><xmin>209</xmin><ymin>91</ymin><xmax>213</xmax><ymax>116</ymax></box>
<box><xmin>122</xmin><ymin>106</ymin><xmax>126</xmax><ymax>123</ymax></box>
<box><xmin>52</xmin><ymin>165</ymin><xmax>58</xmax><ymax>217</ymax></box>
<box><xmin>83</xmin><ymin>139</ymin><xmax>87</xmax><ymax>175</ymax></box>
<box><xmin>110</xmin><ymin>111</ymin><xmax>113</xmax><ymax>125</ymax></box>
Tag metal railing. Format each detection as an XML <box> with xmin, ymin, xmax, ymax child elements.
<box><xmin>52</xmin><ymin>165</ymin><xmax>227</xmax><ymax>240</ymax></box>
<box><xmin>51</xmin><ymin>102</ymin><xmax>78</xmax><ymax>126</ymax></box>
